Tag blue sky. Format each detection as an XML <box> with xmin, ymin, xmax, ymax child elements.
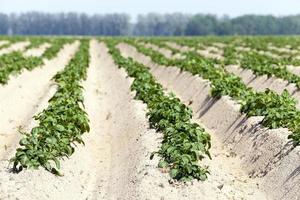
<box><xmin>1</xmin><ymin>0</ymin><xmax>300</xmax><ymax>20</ymax></box>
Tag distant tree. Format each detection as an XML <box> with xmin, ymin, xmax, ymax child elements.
<box><xmin>278</xmin><ymin>15</ymin><xmax>300</xmax><ymax>34</ymax></box>
<box><xmin>134</xmin><ymin>13</ymin><xmax>191</xmax><ymax>36</ymax></box>
<box><xmin>0</xmin><ymin>13</ymin><xmax>9</xmax><ymax>34</ymax></box>
<box><xmin>229</xmin><ymin>15</ymin><xmax>277</xmax><ymax>35</ymax></box>
<box><xmin>0</xmin><ymin>12</ymin><xmax>131</xmax><ymax>36</ymax></box>
<box><xmin>1</xmin><ymin>12</ymin><xmax>300</xmax><ymax>36</ymax></box>
<box><xmin>185</xmin><ymin>14</ymin><xmax>218</xmax><ymax>35</ymax></box>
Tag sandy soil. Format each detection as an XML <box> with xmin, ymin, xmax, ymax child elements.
<box><xmin>212</xmin><ymin>42</ymin><xmax>227</xmax><ymax>48</ymax></box>
<box><xmin>0</xmin><ymin>41</ymin><xmax>80</xmax><ymax>159</ymax></box>
<box><xmin>165</xmin><ymin>41</ymin><xmax>224</xmax><ymax>60</ymax></box>
<box><xmin>286</xmin><ymin>65</ymin><xmax>300</xmax><ymax>76</ymax></box>
<box><xmin>268</xmin><ymin>45</ymin><xmax>299</xmax><ymax>54</ymax></box>
<box><xmin>257</xmin><ymin>50</ymin><xmax>280</xmax><ymax>59</ymax></box>
<box><xmin>0</xmin><ymin>40</ymin><xmax>9</xmax><ymax>48</ymax></box>
<box><xmin>0</xmin><ymin>40</ymin><xmax>161</xmax><ymax>200</ymax></box>
<box><xmin>117</xmin><ymin>43</ymin><xmax>270</xmax><ymax>200</ymax></box>
<box><xmin>149</xmin><ymin>66</ymin><xmax>300</xmax><ymax>200</ymax></box>
<box><xmin>235</xmin><ymin>46</ymin><xmax>252</xmax><ymax>52</ymax></box>
<box><xmin>142</xmin><ymin>42</ymin><xmax>173</xmax><ymax>58</ymax></box>
<box><xmin>1</xmin><ymin>39</ymin><xmax>299</xmax><ymax>200</ymax></box>
<box><xmin>117</xmin><ymin>42</ymin><xmax>300</xmax><ymax>200</ymax></box>
<box><xmin>205</xmin><ymin>46</ymin><xmax>223</xmax><ymax>54</ymax></box>
<box><xmin>0</xmin><ymin>41</ymin><xmax>30</xmax><ymax>55</ymax></box>
<box><xmin>197</xmin><ymin>49</ymin><xmax>224</xmax><ymax>60</ymax></box>
<box><xmin>163</xmin><ymin>42</ymin><xmax>300</xmax><ymax>109</ymax></box>
<box><xmin>23</xmin><ymin>43</ymin><xmax>51</xmax><ymax>57</ymax></box>
<box><xmin>141</xmin><ymin>42</ymin><xmax>184</xmax><ymax>59</ymax></box>
<box><xmin>165</xmin><ymin>41</ymin><xmax>195</xmax><ymax>52</ymax></box>
<box><xmin>235</xmin><ymin>45</ymin><xmax>291</xmax><ymax>59</ymax></box>
<box><xmin>0</xmin><ymin>40</ymin><xmax>103</xmax><ymax>200</ymax></box>
<box><xmin>225</xmin><ymin>65</ymin><xmax>300</xmax><ymax>108</ymax></box>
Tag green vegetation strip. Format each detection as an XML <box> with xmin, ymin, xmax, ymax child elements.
<box><xmin>0</xmin><ymin>38</ymin><xmax>73</xmax><ymax>84</ymax></box>
<box><xmin>11</xmin><ymin>40</ymin><xmax>90</xmax><ymax>175</ymax></box>
<box><xmin>25</xmin><ymin>38</ymin><xmax>49</xmax><ymax>50</ymax></box>
<box><xmin>235</xmin><ymin>37</ymin><xmax>300</xmax><ymax>65</ymax></box>
<box><xmin>0</xmin><ymin>36</ymin><xmax>24</xmax><ymax>50</ymax></box>
<box><xmin>127</xmin><ymin>39</ymin><xmax>300</xmax><ymax>144</ymax></box>
<box><xmin>0</xmin><ymin>42</ymin><xmax>11</xmax><ymax>50</ymax></box>
<box><xmin>106</xmin><ymin>39</ymin><xmax>211</xmax><ymax>181</ymax></box>
<box><xmin>0</xmin><ymin>52</ymin><xmax>43</xmax><ymax>83</ymax></box>
<box><xmin>177</xmin><ymin>38</ymin><xmax>300</xmax><ymax>87</ymax></box>
<box><xmin>141</xmin><ymin>38</ymin><xmax>180</xmax><ymax>55</ymax></box>
<box><xmin>42</xmin><ymin>38</ymin><xmax>73</xmax><ymax>60</ymax></box>
<box><xmin>223</xmin><ymin>45</ymin><xmax>300</xmax><ymax>88</ymax></box>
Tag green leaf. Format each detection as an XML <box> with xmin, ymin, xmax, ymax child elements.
<box><xmin>170</xmin><ymin>168</ymin><xmax>179</xmax><ymax>178</ymax></box>
<box><xmin>158</xmin><ymin>160</ymin><xmax>168</xmax><ymax>168</ymax></box>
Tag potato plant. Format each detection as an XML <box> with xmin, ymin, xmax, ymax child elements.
<box><xmin>0</xmin><ymin>38</ymin><xmax>73</xmax><ymax>84</ymax></box>
<box><xmin>11</xmin><ymin>40</ymin><xmax>90</xmax><ymax>175</ymax></box>
<box><xmin>106</xmin><ymin>39</ymin><xmax>211</xmax><ymax>181</ymax></box>
<box><xmin>129</xmin><ymin>39</ymin><xmax>300</xmax><ymax>145</ymax></box>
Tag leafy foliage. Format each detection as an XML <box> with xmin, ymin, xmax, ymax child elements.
<box><xmin>0</xmin><ymin>52</ymin><xmax>43</xmax><ymax>83</ymax></box>
<box><xmin>0</xmin><ymin>36</ymin><xmax>24</xmax><ymax>50</ymax></box>
<box><xmin>0</xmin><ymin>38</ymin><xmax>73</xmax><ymax>84</ymax></box>
<box><xmin>226</xmin><ymin>47</ymin><xmax>300</xmax><ymax>88</ymax></box>
<box><xmin>106</xmin><ymin>39</ymin><xmax>211</xmax><ymax>181</ymax></box>
<box><xmin>128</xmin><ymin>38</ymin><xmax>300</xmax><ymax>145</ymax></box>
<box><xmin>11</xmin><ymin>40</ymin><xmax>90</xmax><ymax>174</ymax></box>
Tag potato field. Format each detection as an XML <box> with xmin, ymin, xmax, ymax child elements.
<box><xmin>0</xmin><ymin>36</ymin><xmax>299</xmax><ymax>200</ymax></box>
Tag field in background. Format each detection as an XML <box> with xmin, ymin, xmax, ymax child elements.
<box><xmin>0</xmin><ymin>36</ymin><xmax>299</xmax><ymax>200</ymax></box>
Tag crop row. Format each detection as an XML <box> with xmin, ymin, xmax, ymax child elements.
<box><xmin>105</xmin><ymin>39</ymin><xmax>211</xmax><ymax>181</ymax></box>
<box><xmin>159</xmin><ymin>38</ymin><xmax>300</xmax><ymax>90</ymax></box>
<box><xmin>0</xmin><ymin>37</ymin><xmax>24</xmax><ymax>50</ymax></box>
<box><xmin>168</xmin><ymin>38</ymin><xmax>300</xmax><ymax>92</ymax></box>
<box><xmin>0</xmin><ymin>38</ymin><xmax>73</xmax><ymax>84</ymax></box>
<box><xmin>174</xmin><ymin>38</ymin><xmax>300</xmax><ymax>88</ymax></box>
<box><xmin>223</xmin><ymin>45</ymin><xmax>300</xmax><ymax>88</ymax></box>
<box><xmin>232</xmin><ymin>37</ymin><xmax>300</xmax><ymax>58</ymax></box>
<box><xmin>127</xmin><ymin>39</ymin><xmax>300</xmax><ymax>145</ymax></box>
<box><xmin>170</xmin><ymin>37</ymin><xmax>300</xmax><ymax>65</ymax></box>
<box><xmin>24</xmin><ymin>37</ymin><xmax>50</xmax><ymax>50</ymax></box>
<box><xmin>11</xmin><ymin>40</ymin><xmax>90</xmax><ymax>175</ymax></box>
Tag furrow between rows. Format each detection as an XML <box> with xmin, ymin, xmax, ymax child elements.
<box><xmin>117</xmin><ymin>42</ymin><xmax>300</xmax><ymax>200</ymax></box>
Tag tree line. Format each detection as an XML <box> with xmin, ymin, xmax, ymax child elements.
<box><xmin>1</xmin><ymin>12</ymin><xmax>300</xmax><ymax>35</ymax></box>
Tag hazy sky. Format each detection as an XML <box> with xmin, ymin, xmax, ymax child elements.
<box><xmin>1</xmin><ymin>0</ymin><xmax>300</xmax><ymax>19</ymax></box>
